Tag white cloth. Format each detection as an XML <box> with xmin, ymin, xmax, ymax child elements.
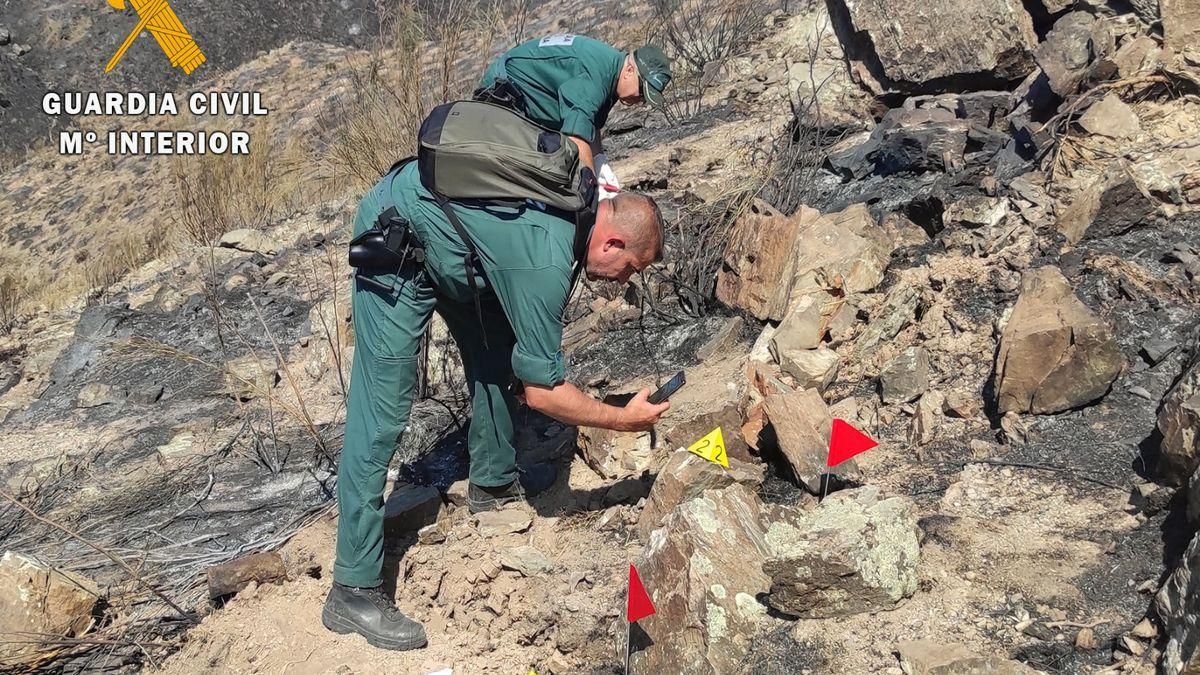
<box><xmin>594</xmin><ymin>153</ymin><xmax>621</xmax><ymax>201</ymax></box>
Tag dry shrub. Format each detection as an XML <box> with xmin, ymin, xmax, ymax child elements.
<box><xmin>0</xmin><ymin>254</ymin><xmax>28</xmax><ymax>334</ymax></box>
<box><xmin>753</xmin><ymin>16</ymin><xmax>846</xmax><ymax>216</ymax></box>
<box><xmin>321</xmin><ymin>4</ymin><xmax>428</xmax><ymax>188</ymax></box>
<box><xmin>655</xmin><ymin>188</ymin><xmax>757</xmax><ymax>317</ymax></box>
<box><xmin>658</xmin><ymin>65</ymin><xmax>719</xmax><ymax>127</ymax></box>
<box><xmin>651</xmin><ymin>0</ymin><xmax>770</xmax><ymax>72</ymax></box>
<box><xmin>169</xmin><ymin>117</ymin><xmax>280</xmax><ymax>245</ymax></box>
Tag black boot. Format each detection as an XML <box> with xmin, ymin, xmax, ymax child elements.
<box><xmin>467</xmin><ymin>463</ymin><xmax>558</xmax><ymax>513</ymax></box>
<box><xmin>321</xmin><ymin>583</ymin><xmax>427</xmax><ymax>651</ymax></box>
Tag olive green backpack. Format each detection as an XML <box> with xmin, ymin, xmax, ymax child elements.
<box><xmin>417</xmin><ymin>100</ymin><xmax>597</xmax><ymax>212</ymax></box>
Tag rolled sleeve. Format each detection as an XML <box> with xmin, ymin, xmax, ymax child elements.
<box><xmin>490</xmin><ymin>267</ymin><xmax>572</xmax><ymax>387</ymax></box>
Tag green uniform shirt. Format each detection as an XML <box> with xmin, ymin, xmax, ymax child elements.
<box><xmin>478</xmin><ymin>34</ymin><xmax>625</xmax><ymax>144</ymax></box>
<box><xmin>369</xmin><ymin>162</ymin><xmax>582</xmax><ymax>387</ymax></box>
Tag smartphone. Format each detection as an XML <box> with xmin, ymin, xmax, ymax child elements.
<box><xmin>648</xmin><ymin>371</ymin><xmax>686</xmax><ymax>405</ymax></box>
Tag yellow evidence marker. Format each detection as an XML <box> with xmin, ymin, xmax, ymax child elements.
<box><xmin>687</xmin><ymin>427</ymin><xmax>729</xmax><ymax>468</ymax></box>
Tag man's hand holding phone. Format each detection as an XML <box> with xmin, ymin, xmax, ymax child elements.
<box><xmin>620</xmin><ymin>388</ymin><xmax>671</xmax><ymax>431</ymax></box>
<box><xmin>619</xmin><ymin>371</ymin><xmax>685</xmax><ymax>431</ymax></box>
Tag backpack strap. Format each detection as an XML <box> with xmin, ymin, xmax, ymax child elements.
<box><xmin>433</xmin><ymin>193</ymin><xmax>490</xmax><ymax>350</ymax></box>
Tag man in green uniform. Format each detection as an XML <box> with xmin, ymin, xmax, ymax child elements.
<box><xmin>476</xmin><ymin>34</ymin><xmax>672</xmax><ymax>177</ymax></box>
<box><xmin>322</xmin><ymin>160</ymin><xmax>669</xmax><ymax>650</ymax></box>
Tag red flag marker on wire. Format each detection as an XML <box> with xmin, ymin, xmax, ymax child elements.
<box><xmin>827</xmin><ymin>418</ymin><xmax>878</xmax><ymax>468</ymax></box>
<box><xmin>627</xmin><ymin>564</ymin><xmax>655</xmax><ymax>623</ymax></box>
<box><xmin>626</xmin><ymin>564</ymin><xmax>655</xmax><ymax>673</ymax></box>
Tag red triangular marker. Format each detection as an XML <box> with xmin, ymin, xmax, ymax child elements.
<box><xmin>627</xmin><ymin>564</ymin><xmax>655</xmax><ymax>623</ymax></box>
<box><xmin>827</xmin><ymin>418</ymin><xmax>878</xmax><ymax>468</ymax></box>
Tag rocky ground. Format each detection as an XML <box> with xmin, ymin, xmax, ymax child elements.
<box><xmin>3</xmin><ymin>0</ymin><xmax>1200</xmax><ymax>673</ymax></box>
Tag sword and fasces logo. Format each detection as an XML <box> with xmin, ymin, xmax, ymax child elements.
<box><xmin>104</xmin><ymin>0</ymin><xmax>205</xmax><ymax>75</ymax></box>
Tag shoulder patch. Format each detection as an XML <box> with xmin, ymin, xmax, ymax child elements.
<box><xmin>538</xmin><ymin>34</ymin><xmax>576</xmax><ymax>47</ymax></box>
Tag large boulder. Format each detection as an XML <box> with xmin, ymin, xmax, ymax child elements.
<box><xmin>831</xmin><ymin>0</ymin><xmax>1037</xmax><ymax>93</ymax></box>
<box><xmin>1056</xmin><ymin>167</ymin><xmax>1159</xmax><ymax>244</ymax></box>
<box><xmin>1158</xmin><ymin>531</ymin><xmax>1200</xmax><ymax>674</ymax></box>
<box><xmin>638</xmin><ymin>451</ymin><xmax>765</xmax><ymax>541</ymax></box>
<box><xmin>827</xmin><ymin>108</ymin><xmax>970</xmax><ymax>179</ymax></box>
<box><xmin>1158</xmin><ymin>358</ymin><xmax>1200</xmax><ymax>486</ymax></box>
<box><xmin>763</xmin><ymin>486</ymin><xmax>920</xmax><ymax>618</ymax></box>
<box><xmin>1034</xmin><ymin>12</ymin><xmax>1113</xmax><ymax>97</ymax></box>
<box><xmin>994</xmin><ymin>267</ymin><xmax>1123</xmax><ymax>414</ymax></box>
<box><xmin>786</xmin><ymin>204</ymin><xmax>891</xmax><ymax>310</ymax></box>
<box><xmin>764</xmin><ymin>388</ymin><xmax>859</xmax><ymax>492</ymax></box>
<box><xmin>715</xmin><ymin>200</ymin><xmax>802</xmax><ymax>321</ymax></box>
<box><xmin>717</xmin><ymin>202</ymin><xmax>890</xmax><ymax>321</ymax></box>
<box><xmin>632</xmin><ymin>484</ymin><xmax>772</xmax><ymax>674</ymax></box>
<box><xmin>0</xmin><ymin>551</ymin><xmax>101</xmax><ymax>666</ymax></box>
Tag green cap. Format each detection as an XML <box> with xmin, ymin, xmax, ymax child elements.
<box><xmin>633</xmin><ymin>45</ymin><xmax>672</xmax><ymax>106</ymax></box>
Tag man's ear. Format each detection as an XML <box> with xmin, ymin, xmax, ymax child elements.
<box><xmin>603</xmin><ymin>237</ymin><xmax>627</xmax><ymax>252</ymax></box>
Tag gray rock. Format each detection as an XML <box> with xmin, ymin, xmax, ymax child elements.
<box><xmin>880</xmin><ymin>347</ymin><xmax>930</xmax><ymax>404</ymax></box>
<box><xmin>476</xmin><ymin>509</ymin><xmax>532</xmax><ymax>537</ymax></box>
<box><xmin>896</xmin><ymin>640</ymin><xmax>1043</xmax><ymax>674</ymax></box>
<box><xmin>857</xmin><ymin>285</ymin><xmax>923</xmax><ymax>359</ymax></box>
<box><xmin>383</xmin><ymin>484</ymin><xmax>442</xmax><ymax>535</ymax></box>
<box><xmin>1144</xmin><ymin>338</ymin><xmax>1180</xmax><ymax>365</ymax></box>
<box><xmin>909</xmin><ymin>391</ymin><xmax>944</xmax><ymax>446</ymax></box>
<box><xmin>218</xmin><ymin>229</ymin><xmax>281</xmax><ymax>255</ymax></box>
<box><xmin>1035</xmin><ymin>12</ymin><xmax>1109</xmax><ymax>97</ymax></box>
<box><xmin>1158</xmin><ymin>358</ymin><xmax>1200</xmax><ymax>486</ymax></box>
<box><xmin>829</xmin><ymin>108</ymin><xmax>970</xmax><ymax>178</ymax></box>
<box><xmin>1158</xmin><ymin>530</ymin><xmax>1200</xmax><ymax>673</ymax></box>
<box><xmin>444</xmin><ymin>480</ymin><xmax>469</xmax><ymax>507</ymax></box>
<box><xmin>1078</xmin><ymin>93</ymin><xmax>1140</xmax><ymax>138</ymax></box>
<box><xmin>771</xmin><ymin>296</ymin><xmax>824</xmax><ymax>354</ymax></box>
<box><xmin>943</xmin><ymin>196</ymin><xmax>1008</xmax><ymax>229</ymax></box>
<box><xmin>0</xmin><ymin>27</ymin><xmax>10</xmax><ymax>46</ymax></box>
<box><xmin>776</xmin><ymin>345</ymin><xmax>840</xmax><ymax>393</ymax></box>
<box><xmin>1057</xmin><ymin>167</ymin><xmax>1158</xmax><ymax>244</ymax></box>
<box><xmin>631</xmin><ymin>484</ymin><xmax>771</xmax><ymax>674</ymax></box>
<box><xmin>129</xmin><ymin>383</ymin><xmax>165</xmax><ymax>405</ymax></box>
<box><xmin>500</xmin><ymin>545</ymin><xmax>555</xmax><ymax>577</ymax></box>
<box><xmin>763</xmin><ymin>486</ymin><xmax>920</xmax><ymax>618</ymax></box>
<box><xmin>638</xmin><ymin>450</ymin><xmax>764</xmax><ymax>541</ymax></box>
<box><xmin>833</xmin><ymin>0</ymin><xmax>1037</xmax><ymax>93</ymax></box>
<box><xmin>76</xmin><ymin>382</ymin><xmax>124</xmax><ymax>408</ymax></box>
<box><xmin>696</xmin><ymin>316</ymin><xmax>743</xmax><ymax>362</ymax></box>
<box><xmin>576</xmin><ymin>423</ymin><xmax>655</xmax><ymax>480</ymax></box>
<box><xmin>994</xmin><ymin>267</ymin><xmax>1123</xmax><ymax>414</ymax></box>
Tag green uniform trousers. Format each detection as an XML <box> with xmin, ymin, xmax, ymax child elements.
<box><xmin>332</xmin><ymin>223</ymin><xmax>521</xmax><ymax>589</ymax></box>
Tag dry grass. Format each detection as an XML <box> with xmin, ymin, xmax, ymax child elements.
<box><xmin>320</xmin><ymin>3</ymin><xmax>430</xmax><ymax>188</ymax></box>
<box><xmin>169</xmin><ymin>117</ymin><xmax>286</xmax><ymax>245</ymax></box>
